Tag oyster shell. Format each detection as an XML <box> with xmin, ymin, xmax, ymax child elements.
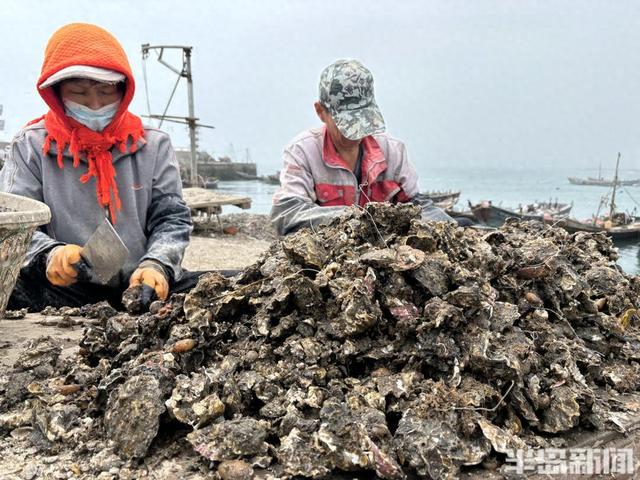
<box><xmin>2</xmin><ymin>204</ymin><xmax>640</xmax><ymax>479</ymax></box>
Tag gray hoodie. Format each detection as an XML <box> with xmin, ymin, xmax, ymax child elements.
<box><xmin>0</xmin><ymin>120</ymin><xmax>192</xmax><ymax>287</ymax></box>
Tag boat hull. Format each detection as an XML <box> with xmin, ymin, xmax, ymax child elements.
<box><xmin>471</xmin><ymin>203</ymin><xmax>572</xmax><ymax>227</ymax></box>
<box><xmin>423</xmin><ymin>191</ymin><xmax>461</xmax><ymax>210</ymax></box>
<box><xmin>556</xmin><ymin>218</ymin><xmax>640</xmax><ymax>240</ymax></box>
<box><xmin>568</xmin><ymin>176</ymin><xmax>640</xmax><ymax>187</ymax></box>
<box><xmin>235</xmin><ymin>171</ymin><xmax>261</xmax><ymax>180</ymax></box>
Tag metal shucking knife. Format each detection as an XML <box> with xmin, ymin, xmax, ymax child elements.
<box><xmin>78</xmin><ymin>216</ymin><xmax>129</xmax><ymax>284</ymax></box>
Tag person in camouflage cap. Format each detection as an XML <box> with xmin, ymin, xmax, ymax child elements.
<box><xmin>318</xmin><ymin>59</ymin><xmax>386</xmax><ymax>141</ymax></box>
<box><xmin>271</xmin><ymin>59</ymin><xmax>454</xmax><ymax>236</ymax></box>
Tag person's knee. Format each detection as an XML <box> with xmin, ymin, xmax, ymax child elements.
<box><xmin>6</xmin><ymin>273</ymin><xmax>39</xmax><ymax>310</ymax></box>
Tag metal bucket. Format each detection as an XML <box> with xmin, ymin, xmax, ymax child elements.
<box><xmin>0</xmin><ymin>192</ymin><xmax>51</xmax><ymax>316</ymax></box>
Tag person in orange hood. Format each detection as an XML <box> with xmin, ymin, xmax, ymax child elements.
<box><xmin>0</xmin><ymin>23</ymin><xmax>195</xmax><ymax>310</ymax></box>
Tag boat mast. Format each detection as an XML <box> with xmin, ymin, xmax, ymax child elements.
<box><xmin>608</xmin><ymin>152</ymin><xmax>621</xmax><ymax>220</ymax></box>
<box><xmin>593</xmin><ymin>195</ymin><xmax>605</xmax><ymax>225</ymax></box>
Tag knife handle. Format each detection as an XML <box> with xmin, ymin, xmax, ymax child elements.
<box><xmin>73</xmin><ymin>256</ymin><xmax>93</xmax><ymax>283</ymax></box>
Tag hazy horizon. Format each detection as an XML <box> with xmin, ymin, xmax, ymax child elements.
<box><xmin>1</xmin><ymin>0</ymin><xmax>639</xmax><ymax>175</ymax></box>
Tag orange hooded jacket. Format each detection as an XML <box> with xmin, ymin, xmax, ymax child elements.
<box><xmin>32</xmin><ymin>23</ymin><xmax>145</xmax><ymax>222</ymax></box>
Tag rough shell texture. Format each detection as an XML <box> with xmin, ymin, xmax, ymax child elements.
<box><xmin>104</xmin><ymin>373</ymin><xmax>169</xmax><ymax>458</ymax></box>
<box><xmin>2</xmin><ymin>203</ymin><xmax>640</xmax><ymax>479</ymax></box>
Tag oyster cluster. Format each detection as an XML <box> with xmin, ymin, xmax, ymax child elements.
<box><xmin>1</xmin><ymin>203</ymin><xmax>640</xmax><ymax>479</ymax></box>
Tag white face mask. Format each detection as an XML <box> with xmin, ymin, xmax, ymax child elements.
<box><xmin>63</xmin><ymin>99</ymin><xmax>120</xmax><ymax>131</ymax></box>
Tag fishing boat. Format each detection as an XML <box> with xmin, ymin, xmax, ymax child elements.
<box><xmin>181</xmin><ymin>174</ymin><xmax>219</xmax><ymax>189</ymax></box>
<box><xmin>445</xmin><ymin>207</ymin><xmax>476</xmax><ymax>222</ymax></box>
<box><xmin>203</xmin><ymin>177</ymin><xmax>219</xmax><ymax>189</ymax></box>
<box><xmin>471</xmin><ymin>200</ymin><xmax>572</xmax><ymax>227</ymax></box>
<box><xmin>423</xmin><ymin>190</ymin><xmax>461</xmax><ymax>210</ymax></box>
<box><xmin>568</xmin><ymin>176</ymin><xmax>640</xmax><ymax>187</ymax></box>
<box><xmin>235</xmin><ymin>171</ymin><xmax>261</xmax><ymax>180</ymax></box>
<box><xmin>568</xmin><ymin>163</ymin><xmax>640</xmax><ymax>187</ymax></box>
<box><xmin>558</xmin><ymin>154</ymin><xmax>640</xmax><ymax>240</ymax></box>
<box><xmin>555</xmin><ymin>215</ymin><xmax>640</xmax><ymax>240</ymax></box>
<box><xmin>261</xmin><ymin>172</ymin><xmax>281</xmax><ymax>185</ymax></box>
<box><xmin>238</xmin><ymin>170</ymin><xmax>280</xmax><ymax>184</ymax></box>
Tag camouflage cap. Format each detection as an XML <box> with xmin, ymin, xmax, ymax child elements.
<box><xmin>319</xmin><ymin>59</ymin><xmax>385</xmax><ymax>140</ymax></box>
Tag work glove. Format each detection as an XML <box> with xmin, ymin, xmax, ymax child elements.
<box><xmin>129</xmin><ymin>261</ymin><xmax>169</xmax><ymax>301</ymax></box>
<box><xmin>46</xmin><ymin>244</ymin><xmax>83</xmax><ymax>287</ymax></box>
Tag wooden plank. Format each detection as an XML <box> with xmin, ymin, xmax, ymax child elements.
<box><xmin>183</xmin><ymin>188</ymin><xmax>252</xmax><ymax>210</ymax></box>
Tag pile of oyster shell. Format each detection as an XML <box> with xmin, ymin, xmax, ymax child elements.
<box><xmin>2</xmin><ymin>203</ymin><xmax>640</xmax><ymax>479</ymax></box>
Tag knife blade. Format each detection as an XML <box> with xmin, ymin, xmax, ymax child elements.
<box><xmin>80</xmin><ymin>217</ymin><xmax>129</xmax><ymax>284</ymax></box>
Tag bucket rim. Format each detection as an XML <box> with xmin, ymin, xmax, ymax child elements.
<box><xmin>0</xmin><ymin>191</ymin><xmax>51</xmax><ymax>228</ymax></box>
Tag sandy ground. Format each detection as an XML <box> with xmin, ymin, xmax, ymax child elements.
<box><xmin>183</xmin><ymin>212</ymin><xmax>275</xmax><ymax>270</ymax></box>
<box><xmin>182</xmin><ymin>233</ymin><xmax>271</xmax><ymax>270</ymax></box>
<box><xmin>0</xmin><ymin>314</ymin><xmax>84</xmax><ymax>370</ymax></box>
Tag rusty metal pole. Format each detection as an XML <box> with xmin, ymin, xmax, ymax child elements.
<box><xmin>140</xmin><ymin>44</ymin><xmax>214</xmax><ymax>186</ymax></box>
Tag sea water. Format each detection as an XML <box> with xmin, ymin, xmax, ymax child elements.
<box><xmin>214</xmin><ymin>164</ymin><xmax>640</xmax><ymax>276</ymax></box>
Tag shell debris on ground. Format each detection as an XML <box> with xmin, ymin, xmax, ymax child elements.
<box><xmin>1</xmin><ymin>203</ymin><xmax>640</xmax><ymax>479</ymax></box>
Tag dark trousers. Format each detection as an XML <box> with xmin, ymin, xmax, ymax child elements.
<box><xmin>7</xmin><ymin>259</ymin><xmax>219</xmax><ymax>312</ymax></box>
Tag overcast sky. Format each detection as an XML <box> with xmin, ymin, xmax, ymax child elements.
<box><xmin>1</xmin><ymin>0</ymin><xmax>639</xmax><ymax>173</ymax></box>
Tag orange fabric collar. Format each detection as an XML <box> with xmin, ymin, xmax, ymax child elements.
<box><xmin>30</xmin><ymin>23</ymin><xmax>145</xmax><ymax>223</ymax></box>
